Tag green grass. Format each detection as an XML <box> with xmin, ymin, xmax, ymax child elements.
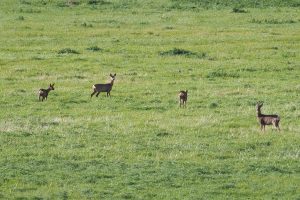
<box><xmin>0</xmin><ymin>0</ymin><xmax>299</xmax><ymax>199</ymax></box>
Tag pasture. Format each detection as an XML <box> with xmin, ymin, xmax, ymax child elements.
<box><xmin>0</xmin><ymin>0</ymin><xmax>299</xmax><ymax>199</ymax></box>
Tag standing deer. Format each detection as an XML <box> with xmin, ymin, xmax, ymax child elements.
<box><xmin>178</xmin><ymin>90</ymin><xmax>188</xmax><ymax>108</ymax></box>
<box><xmin>91</xmin><ymin>73</ymin><xmax>116</xmax><ymax>98</ymax></box>
<box><xmin>38</xmin><ymin>83</ymin><xmax>55</xmax><ymax>101</ymax></box>
<box><xmin>256</xmin><ymin>102</ymin><xmax>280</xmax><ymax>131</ymax></box>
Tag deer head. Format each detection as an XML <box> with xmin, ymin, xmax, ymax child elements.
<box><xmin>110</xmin><ymin>73</ymin><xmax>116</xmax><ymax>81</ymax></box>
<box><xmin>49</xmin><ymin>83</ymin><xmax>55</xmax><ymax>90</ymax></box>
<box><xmin>256</xmin><ymin>101</ymin><xmax>263</xmax><ymax>108</ymax></box>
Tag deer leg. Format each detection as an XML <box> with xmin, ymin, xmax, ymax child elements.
<box><xmin>91</xmin><ymin>91</ymin><xmax>97</xmax><ymax>97</ymax></box>
<box><xmin>96</xmin><ymin>92</ymin><xmax>100</xmax><ymax>97</ymax></box>
<box><xmin>276</xmin><ymin>121</ymin><xmax>280</xmax><ymax>131</ymax></box>
<box><xmin>107</xmin><ymin>92</ymin><xmax>110</xmax><ymax>97</ymax></box>
<box><xmin>272</xmin><ymin>121</ymin><xmax>276</xmax><ymax>131</ymax></box>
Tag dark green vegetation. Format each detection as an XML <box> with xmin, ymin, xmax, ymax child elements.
<box><xmin>0</xmin><ymin>0</ymin><xmax>299</xmax><ymax>199</ymax></box>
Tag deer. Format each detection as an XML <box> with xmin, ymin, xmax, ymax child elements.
<box><xmin>256</xmin><ymin>101</ymin><xmax>280</xmax><ymax>131</ymax></box>
<box><xmin>91</xmin><ymin>73</ymin><xmax>116</xmax><ymax>98</ymax></box>
<box><xmin>38</xmin><ymin>83</ymin><xmax>55</xmax><ymax>102</ymax></box>
<box><xmin>178</xmin><ymin>90</ymin><xmax>188</xmax><ymax>108</ymax></box>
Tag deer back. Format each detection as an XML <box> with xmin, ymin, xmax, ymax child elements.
<box><xmin>258</xmin><ymin>114</ymin><xmax>280</xmax><ymax>125</ymax></box>
<box><xmin>179</xmin><ymin>91</ymin><xmax>187</xmax><ymax>100</ymax></box>
<box><xmin>39</xmin><ymin>88</ymin><xmax>49</xmax><ymax>97</ymax></box>
<box><xmin>93</xmin><ymin>83</ymin><xmax>112</xmax><ymax>92</ymax></box>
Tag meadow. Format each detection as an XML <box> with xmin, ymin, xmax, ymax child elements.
<box><xmin>0</xmin><ymin>0</ymin><xmax>299</xmax><ymax>199</ymax></box>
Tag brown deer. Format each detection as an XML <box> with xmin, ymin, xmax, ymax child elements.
<box><xmin>256</xmin><ymin>102</ymin><xmax>280</xmax><ymax>131</ymax></box>
<box><xmin>178</xmin><ymin>90</ymin><xmax>188</xmax><ymax>108</ymax></box>
<box><xmin>91</xmin><ymin>73</ymin><xmax>116</xmax><ymax>98</ymax></box>
<box><xmin>38</xmin><ymin>83</ymin><xmax>55</xmax><ymax>101</ymax></box>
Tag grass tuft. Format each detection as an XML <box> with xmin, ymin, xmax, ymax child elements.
<box><xmin>206</xmin><ymin>70</ymin><xmax>239</xmax><ymax>78</ymax></box>
<box><xmin>232</xmin><ymin>7</ymin><xmax>248</xmax><ymax>13</ymax></box>
<box><xmin>251</xmin><ymin>18</ymin><xmax>297</xmax><ymax>24</ymax></box>
<box><xmin>209</xmin><ymin>102</ymin><xmax>218</xmax><ymax>109</ymax></box>
<box><xmin>17</xmin><ymin>16</ymin><xmax>25</xmax><ymax>20</ymax></box>
<box><xmin>57</xmin><ymin>0</ymin><xmax>80</xmax><ymax>7</ymax></box>
<box><xmin>86</xmin><ymin>46</ymin><xmax>103</xmax><ymax>52</ymax></box>
<box><xmin>87</xmin><ymin>0</ymin><xmax>111</xmax><ymax>5</ymax></box>
<box><xmin>160</xmin><ymin>48</ymin><xmax>195</xmax><ymax>56</ymax></box>
<box><xmin>58</xmin><ymin>48</ymin><xmax>80</xmax><ymax>54</ymax></box>
<box><xmin>20</xmin><ymin>0</ymin><xmax>31</xmax><ymax>5</ymax></box>
<box><xmin>159</xmin><ymin>48</ymin><xmax>206</xmax><ymax>58</ymax></box>
<box><xmin>156</xmin><ymin>132</ymin><xmax>170</xmax><ymax>137</ymax></box>
<box><xmin>81</xmin><ymin>22</ymin><xmax>93</xmax><ymax>27</ymax></box>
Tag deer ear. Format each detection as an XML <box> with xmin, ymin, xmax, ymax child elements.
<box><xmin>110</xmin><ymin>73</ymin><xmax>112</xmax><ymax>76</ymax></box>
<box><xmin>114</xmin><ymin>73</ymin><xmax>116</xmax><ymax>76</ymax></box>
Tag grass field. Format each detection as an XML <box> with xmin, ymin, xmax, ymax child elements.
<box><xmin>0</xmin><ymin>0</ymin><xmax>299</xmax><ymax>199</ymax></box>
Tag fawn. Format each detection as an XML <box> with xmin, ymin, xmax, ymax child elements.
<box><xmin>256</xmin><ymin>102</ymin><xmax>280</xmax><ymax>131</ymax></box>
<box><xmin>179</xmin><ymin>90</ymin><xmax>188</xmax><ymax>108</ymax></box>
<box><xmin>38</xmin><ymin>83</ymin><xmax>55</xmax><ymax>101</ymax></box>
<box><xmin>91</xmin><ymin>73</ymin><xmax>116</xmax><ymax>98</ymax></box>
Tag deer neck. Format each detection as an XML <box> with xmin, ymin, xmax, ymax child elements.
<box><xmin>46</xmin><ymin>88</ymin><xmax>52</xmax><ymax>93</ymax></box>
<box><xmin>256</xmin><ymin>109</ymin><xmax>262</xmax><ymax>117</ymax></box>
<box><xmin>110</xmin><ymin>79</ymin><xmax>114</xmax><ymax>86</ymax></box>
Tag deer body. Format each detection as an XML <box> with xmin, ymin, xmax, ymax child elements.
<box><xmin>91</xmin><ymin>74</ymin><xmax>116</xmax><ymax>98</ymax></box>
<box><xmin>38</xmin><ymin>83</ymin><xmax>55</xmax><ymax>101</ymax></box>
<box><xmin>256</xmin><ymin>102</ymin><xmax>280</xmax><ymax>131</ymax></box>
<box><xmin>179</xmin><ymin>90</ymin><xmax>188</xmax><ymax>108</ymax></box>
